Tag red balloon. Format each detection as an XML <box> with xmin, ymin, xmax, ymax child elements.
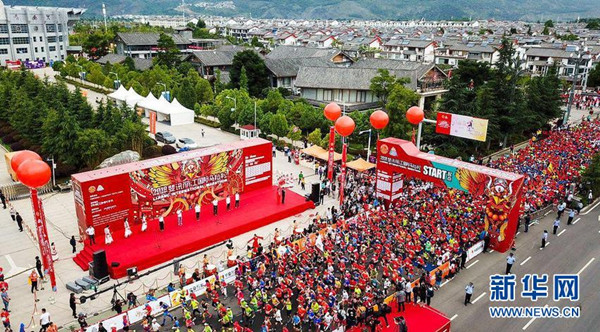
<box><xmin>406</xmin><ymin>106</ymin><xmax>424</xmax><ymax>125</ymax></box>
<box><xmin>323</xmin><ymin>102</ymin><xmax>342</xmax><ymax>121</ymax></box>
<box><xmin>17</xmin><ymin>159</ymin><xmax>51</xmax><ymax>188</ymax></box>
<box><xmin>334</xmin><ymin>116</ymin><xmax>356</xmax><ymax>137</ymax></box>
<box><xmin>10</xmin><ymin>150</ymin><xmax>41</xmax><ymax>172</ymax></box>
<box><xmin>370</xmin><ymin>110</ymin><xmax>389</xmax><ymax>130</ymax></box>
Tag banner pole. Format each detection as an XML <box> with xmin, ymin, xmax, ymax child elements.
<box><xmin>30</xmin><ymin>189</ymin><xmax>57</xmax><ymax>291</ymax></box>
<box><xmin>416</xmin><ymin>121</ymin><xmax>423</xmax><ymax>150</ymax></box>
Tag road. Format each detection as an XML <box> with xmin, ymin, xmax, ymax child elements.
<box><xmin>432</xmin><ymin>204</ymin><xmax>600</xmax><ymax>332</ymax></box>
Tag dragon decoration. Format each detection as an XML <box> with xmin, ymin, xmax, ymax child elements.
<box><xmin>455</xmin><ymin>168</ymin><xmax>519</xmax><ymax>244</ymax></box>
<box><xmin>129</xmin><ymin>149</ymin><xmax>244</xmax><ymax>218</ymax></box>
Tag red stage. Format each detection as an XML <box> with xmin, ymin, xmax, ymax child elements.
<box><xmin>350</xmin><ymin>302</ymin><xmax>451</xmax><ymax>332</ymax></box>
<box><xmin>73</xmin><ymin>186</ymin><xmax>314</xmax><ymax>278</ymax></box>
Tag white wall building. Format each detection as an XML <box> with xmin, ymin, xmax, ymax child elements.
<box><xmin>0</xmin><ymin>1</ymin><xmax>85</xmax><ymax>65</ymax></box>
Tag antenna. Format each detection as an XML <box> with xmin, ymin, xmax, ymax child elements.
<box><xmin>102</xmin><ymin>3</ymin><xmax>107</xmax><ymax>33</ymax></box>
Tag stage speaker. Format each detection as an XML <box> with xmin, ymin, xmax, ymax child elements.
<box><xmin>310</xmin><ymin>183</ymin><xmax>320</xmax><ymax>204</ymax></box>
<box><xmin>92</xmin><ymin>250</ymin><xmax>109</xmax><ymax>280</ymax></box>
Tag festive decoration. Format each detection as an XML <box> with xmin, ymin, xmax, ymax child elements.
<box><xmin>10</xmin><ymin>150</ymin><xmax>41</xmax><ymax>173</ymax></box>
<box><xmin>16</xmin><ymin>159</ymin><xmax>51</xmax><ymax>189</ymax></box>
<box><xmin>327</xmin><ymin>127</ymin><xmax>335</xmax><ymax>181</ymax></box>
<box><xmin>323</xmin><ymin>102</ymin><xmax>342</xmax><ymax>122</ymax></box>
<box><xmin>370</xmin><ymin>110</ymin><xmax>389</xmax><ymax>129</ymax></box>
<box><xmin>406</xmin><ymin>106</ymin><xmax>425</xmax><ymax>125</ymax></box>
<box><xmin>334</xmin><ymin>116</ymin><xmax>356</xmax><ymax>137</ymax></box>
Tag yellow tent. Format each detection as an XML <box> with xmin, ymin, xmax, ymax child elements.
<box><xmin>346</xmin><ymin>158</ymin><xmax>376</xmax><ymax>172</ymax></box>
<box><xmin>301</xmin><ymin>145</ymin><xmax>342</xmax><ymax>162</ymax></box>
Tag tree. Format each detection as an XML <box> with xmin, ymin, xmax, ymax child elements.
<box><xmin>260</xmin><ymin>89</ymin><xmax>284</xmax><ymax>113</ymax></box>
<box><xmin>542</xmin><ymin>26</ymin><xmax>550</xmax><ymax>35</ymax></box>
<box><xmin>230</xmin><ymin>50</ymin><xmax>269</xmax><ymax>97</ymax></box>
<box><xmin>123</xmin><ymin>56</ymin><xmax>136</xmax><ymax>71</ymax></box>
<box><xmin>307</xmin><ymin>128</ymin><xmax>322</xmax><ymax>146</ymax></box>
<box><xmin>383</xmin><ymin>83</ymin><xmax>420</xmax><ymax>138</ymax></box>
<box><xmin>196</xmin><ymin>79</ymin><xmax>214</xmax><ymax>104</ymax></box>
<box><xmin>250</xmin><ymin>36</ymin><xmax>263</xmax><ymax>48</ymax></box>
<box><xmin>196</xmin><ymin>19</ymin><xmax>206</xmax><ymax>29</ymax></box>
<box><xmin>287</xmin><ymin>126</ymin><xmax>302</xmax><ymax>146</ymax></box>
<box><xmin>177</xmin><ymin>77</ymin><xmax>197</xmax><ymax>109</ymax></box>
<box><xmin>269</xmin><ymin>113</ymin><xmax>289</xmax><ymax>140</ymax></box>
<box><xmin>155</xmin><ymin>33</ymin><xmax>181</xmax><ymax>68</ymax></box>
<box><xmin>587</xmin><ymin>63</ymin><xmax>600</xmax><ymax>87</ymax></box>
<box><xmin>239</xmin><ymin>66</ymin><xmax>249</xmax><ymax>92</ymax></box>
<box><xmin>82</xmin><ymin>31</ymin><xmax>110</xmax><ymax>59</ymax></box>
<box><xmin>76</xmin><ymin>129</ymin><xmax>113</xmax><ymax>168</ymax></box>
<box><xmin>544</xmin><ymin>20</ymin><xmax>554</xmax><ymax>28</ymax></box>
<box><xmin>582</xmin><ymin>154</ymin><xmax>600</xmax><ymax>204</ymax></box>
<box><xmin>214</xmin><ymin>69</ymin><xmax>225</xmax><ymax>95</ymax></box>
<box><xmin>370</xmin><ymin>69</ymin><xmax>400</xmax><ymax>106</ymax></box>
<box><xmin>42</xmin><ymin>108</ymin><xmax>81</xmax><ymax>167</ymax></box>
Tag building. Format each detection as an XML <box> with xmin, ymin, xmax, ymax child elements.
<box><xmin>435</xmin><ymin>42</ymin><xmax>500</xmax><ymax>66</ymax></box>
<box><xmin>524</xmin><ymin>46</ymin><xmax>594</xmax><ymax>84</ymax></box>
<box><xmin>0</xmin><ymin>1</ymin><xmax>85</xmax><ymax>65</ymax></box>
<box><xmin>115</xmin><ymin>31</ymin><xmax>192</xmax><ymax>59</ymax></box>
<box><xmin>381</xmin><ymin>39</ymin><xmax>436</xmax><ymax>62</ymax></box>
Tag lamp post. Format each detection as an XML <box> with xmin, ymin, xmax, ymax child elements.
<box><xmin>415</xmin><ymin>118</ymin><xmax>437</xmax><ymax>150</ymax></box>
<box><xmin>46</xmin><ymin>156</ymin><xmax>56</xmax><ymax>188</ymax></box>
<box><xmin>564</xmin><ymin>45</ymin><xmax>585</xmax><ymax>124</ymax></box>
<box><xmin>359</xmin><ymin>129</ymin><xmax>372</xmax><ymax>161</ymax></box>
<box><xmin>156</xmin><ymin>82</ymin><xmax>168</xmax><ymax>101</ymax></box>
<box><xmin>76</xmin><ymin>64</ymin><xmax>85</xmax><ymax>82</ymax></box>
<box><xmin>254</xmin><ymin>100</ymin><xmax>257</xmax><ymax>136</ymax></box>
<box><xmin>109</xmin><ymin>71</ymin><xmax>120</xmax><ymax>89</ymax></box>
<box><xmin>225</xmin><ymin>96</ymin><xmax>237</xmax><ymax>112</ymax></box>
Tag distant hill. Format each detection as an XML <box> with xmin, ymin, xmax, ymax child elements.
<box><xmin>8</xmin><ymin>0</ymin><xmax>600</xmax><ymax>21</ymax></box>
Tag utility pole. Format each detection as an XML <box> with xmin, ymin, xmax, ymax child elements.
<box><xmin>564</xmin><ymin>45</ymin><xmax>583</xmax><ymax>124</ymax></box>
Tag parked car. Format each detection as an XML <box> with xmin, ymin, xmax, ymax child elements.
<box><xmin>176</xmin><ymin>138</ymin><xmax>198</xmax><ymax>149</ymax></box>
<box><xmin>155</xmin><ymin>131</ymin><xmax>176</xmax><ymax>144</ymax></box>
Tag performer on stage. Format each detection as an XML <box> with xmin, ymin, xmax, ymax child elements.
<box><xmin>104</xmin><ymin>225</ymin><xmax>113</xmax><ymax>245</ymax></box>
<box><xmin>177</xmin><ymin>209</ymin><xmax>183</xmax><ymax>226</ymax></box>
<box><xmin>141</xmin><ymin>215</ymin><xmax>148</xmax><ymax>232</ymax></box>
<box><xmin>235</xmin><ymin>192</ymin><xmax>240</xmax><ymax>208</ymax></box>
<box><xmin>194</xmin><ymin>203</ymin><xmax>200</xmax><ymax>221</ymax></box>
<box><xmin>212</xmin><ymin>198</ymin><xmax>218</xmax><ymax>215</ymax></box>
<box><xmin>124</xmin><ymin>218</ymin><xmax>132</xmax><ymax>238</ymax></box>
<box><xmin>159</xmin><ymin>215</ymin><xmax>165</xmax><ymax>231</ymax></box>
<box><xmin>50</xmin><ymin>242</ymin><xmax>58</xmax><ymax>262</ymax></box>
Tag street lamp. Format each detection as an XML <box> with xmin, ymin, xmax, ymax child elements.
<box><xmin>76</xmin><ymin>64</ymin><xmax>85</xmax><ymax>82</ymax></box>
<box><xmin>359</xmin><ymin>129</ymin><xmax>372</xmax><ymax>161</ymax></box>
<box><xmin>156</xmin><ymin>82</ymin><xmax>168</xmax><ymax>101</ymax></box>
<box><xmin>225</xmin><ymin>96</ymin><xmax>237</xmax><ymax>112</ymax></box>
<box><xmin>564</xmin><ymin>44</ymin><xmax>586</xmax><ymax>124</ymax></box>
<box><xmin>46</xmin><ymin>156</ymin><xmax>56</xmax><ymax>188</ymax></box>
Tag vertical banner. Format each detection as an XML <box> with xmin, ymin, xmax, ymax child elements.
<box><xmin>339</xmin><ymin>143</ymin><xmax>347</xmax><ymax>206</ymax></box>
<box><xmin>327</xmin><ymin>126</ymin><xmax>335</xmax><ymax>181</ymax></box>
<box><xmin>149</xmin><ymin>112</ymin><xmax>157</xmax><ymax>135</ymax></box>
<box><xmin>30</xmin><ymin>189</ymin><xmax>56</xmax><ymax>291</ymax></box>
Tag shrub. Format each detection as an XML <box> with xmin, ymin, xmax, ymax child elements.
<box><xmin>54</xmin><ymin>162</ymin><xmax>77</xmax><ymax>178</ymax></box>
<box><xmin>142</xmin><ymin>145</ymin><xmax>162</xmax><ymax>159</ymax></box>
<box><xmin>161</xmin><ymin>144</ymin><xmax>177</xmax><ymax>155</ymax></box>
<box><xmin>18</xmin><ymin>138</ymin><xmax>32</xmax><ymax>150</ymax></box>
<box><xmin>9</xmin><ymin>141</ymin><xmax>23</xmax><ymax>151</ymax></box>
<box><xmin>2</xmin><ymin>133</ymin><xmax>17</xmax><ymax>144</ymax></box>
<box><xmin>195</xmin><ymin>117</ymin><xmax>221</xmax><ymax>128</ymax></box>
<box><xmin>29</xmin><ymin>145</ymin><xmax>42</xmax><ymax>155</ymax></box>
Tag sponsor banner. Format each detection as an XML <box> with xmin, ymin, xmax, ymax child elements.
<box><xmin>184</xmin><ymin>275</ymin><xmax>217</xmax><ymax>297</ymax></box>
<box><xmin>436</xmin><ymin>112</ymin><xmax>489</xmax><ymax>142</ymax></box>
<box><xmin>327</xmin><ymin>126</ymin><xmax>335</xmax><ymax>180</ymax></box>
<box><xmin>218</xmin><ymin>266</ymin><xmax>237</xmax><ymax>284</ymax></box>
<box><xmin>466</xmin><ymin>240</ymin><xmax>485</xmax><ymax>262</ymax></box>
<box><xmin>149</xmin><ymin>112</ymin><xmax>156</xmax><ymax>134</ymax></box>
<box><xmin>31</xmin><ymin>190</ymin><xmax>56</xmax><ymax>291</ymax></box>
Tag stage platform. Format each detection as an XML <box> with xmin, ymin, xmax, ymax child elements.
<box><xmin>73</xmin><ymin>186</ymin><xmax>314</xmax><ymax>278</ymax></box>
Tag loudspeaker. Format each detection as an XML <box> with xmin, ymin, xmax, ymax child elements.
<box><xmin>92</xmin><ymin>250</ymin><xmax>109</xmax><ymax>280</ymax></box>
<box><xmin>310</xmin><ymin>183</ymin><xmax>320</xmax><ymax>204</ymax></box>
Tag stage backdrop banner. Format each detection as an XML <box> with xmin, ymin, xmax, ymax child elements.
<box><xmin>436</xmin><ymin>112</ymin><xmax>489</xmax><ymax>142</ymax></box>
<box><xmin>376</xmin><ymin>138</ymin><xmax>524</xmax><ymax>253</ymax></box>
<box><xmin>72</xmin><ymin>139</ymin><xmax>273</xmax><ymax>238</ymax></box>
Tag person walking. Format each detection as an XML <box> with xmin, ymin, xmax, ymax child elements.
<box><xmin>281</xmin><ymin>188</ymin><xmax>286</xmax><ymax>204</ymax></box>
<box><xmin>1</xmin><ymin>308</ymin><xmax>10</xmax><ymax>330</ymax></box>
<box><xmin>567</xmin><ymin>209</ymin><xmax>575</xmax><ymax>225</ymax></box>
<box><xmin>176</xmin><ymin>209</ymin><xmax>183</xmax><ymax>227</ymax></box>
<box><xmin>70</xmin><ymin>236</ymin><xmax>77</xmax><ymax>253</ymax></box>
<box><xmin>1</xmin><ymin>289</ymin><xmax>9</xmax><ymax>311</ymax></box>
<box><xmin>0</xmin><ymin>190</ymin><xmax>6</xmax><ymax>209</ymax></box>
<box><xmin>426</xmin><ymin>285</ymin><xmax>434</xmax><ymax>306</ymax></box>
<box><xmin>15</xmin><ymin>212</ymin><xmax>23</xmax><ymax>232</ymax></box>
<box><xmin>235</xmin><ymin>192</ymin><xmax>240</xmax><ymax>208</ymax></box>
<box><xmin>158</xmin><ymin>216</ymin><xmax>165</xmax><ymax>231</ymax></box>
<box><xmin>298</xmin><ymin>171</ymin><xmax>304</xmax><ymax>185</ymax></box>
<box><xmin>35</xmin><ymin>256</ymin><xmax>44</xmax><ymax>280</ymax></box>
<box><xmin>556</xmin><ymin>201</ymin><xmax>566</xmax><ymax>218</ymax></box>
<box><xmin>553</xmin><ymin>217</ymin><xmax>560</xmax><ymax>234</ymax></box>
<box><xmin>29</xmin><ymin>270</ymin><xmax>39</xmax><ymax>294</ymax></box>
<box><xmin>395</xmin><ymin>289</ymin><xmax>406</xmax><ymax>312</ymax></box>
<box><xmin>69</xmin><ymin>293</ymin><xmax>77</xmax><ymax>318</ymax></box>
<box><xmin>39</xmin><ymin>308</ymin><xmax>51</xmax><ymax>332</ymax></box>
<box><xmin>394</xmin><ymin>316</ymin><xmax>408</xmax><ymax>332</ymax></box>
<box><xmin>506</xmin><ymin>253</ymin><xmax>516</xmax><ymax>274</ymax></box>
<box><xmin>464</xmin><ymin>282</ymin><xmax>474</xmax><ymax>306</ymax></box>
<box><xmin>524</xmin><ymin>213</ymin><xmax>531</xmax><ymax>233</ymax></box>
<box><xmin>9</xmin><ymin>206</ymin><xmax>16</xmax><ymax>222</ymax></box>
<box><xmin>404</xmin><ymin>281</ymin><xmax>412</xmax><ymax>303</ymax></box>
<box><xmin>226</xmin><ymin>195</ymin><xmax>231</xmax><ymax>211</ymax></box>
<box><xmin>212</xmin><ymin>198</ymin><xmax>218</xmax><ymax>216</ymax></box>
<box><xmin>541</xmin><ymin>230</ymin><xmax>548</xmax><ymax>250</ymax></box>
<box><xmin>195</xmin><ymin>203</ymin><xmax>201</xmax><ymax>221</ymax></box>
<box><xmin>86</xmin><ymin>226</ymin><xmax>95</xmax><ymax>245</ymax></box>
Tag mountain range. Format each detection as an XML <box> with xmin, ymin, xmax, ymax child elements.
<box><xmin>6</xmin><ymin>0</ymin><xmax>600</xmax><ymax>21</ymax></box>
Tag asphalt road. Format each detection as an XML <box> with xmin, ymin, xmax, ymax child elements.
<box><xmin>433</xmin><ymin>202</ymin><xmax>600</xmax><ymax>332</ymax></box>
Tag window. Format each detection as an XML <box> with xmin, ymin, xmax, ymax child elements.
<box><xmin>58</xmin><ymin>36</ymin><xmax>63</xmax><ymax>42</ymax></box>
<box><xmin>12</xmin><ymin>37</ymin><xmax>29</xmax><ymax>44</ymax></box>
<box><xmin>0</xmin><ymin>49</ymin><xmax>7</xmax><ymax>55</ymax></box>
<box><xmin>57</xmin><ymin>24</ymin><xmax>63</xmax><ymax>32</ymax></box>
<box><xmin>34</xmin><ymin>47</ymin><xmax>38</xmax><ymax>52</ymax></box>
<box><xmin>356</xmin><ymin>91</ymin><xmax>367</xmax><ymax>103</ymax></box>
<box><xmin>0</xmin><ymin>25</ymin><xmax>8</xmax><ymax>33</ymax></box>
<box><xmin>60</xmin><ymin>45</ymin><xmax>63</xmax><ymax>51</ymax></box>
<box><xmin>323</xmin><ymin>89</ymin><xmax>332</xmax><ymax>101</ymax></box>
<box><xmin>41</xmin><ymin>47</ymin><xmax>44</xmax><ymax>52</ymax></box>
<box><xmin>46</xmin><ymin>24</ymin><xmax>56</xmax><ymax>33</ymax></box>
<box><xmin>40</xmin><ymin>37</ymin><xmax>43</xmax><ymax>42</ymax></box>
<box><xmin>33</xmin><ymin>36</ymin><xmax>37</xmax><ymax>42</ymax></box>
<box><xmin>16</xmin><ymin>48</ymin><xmax>28</xmax><ymax>54</ymax></box>
<box><xmin>0</xmin><ymin>38</ymin><xmax>9</xmax><ymax>45</ymax></box>
<box><xmin>11</xmin><ymin>24</ymin><xmax>28</xmax><ymax>33</ymax></box>
<box><xmin>49</xmin><ymin>46</ymin><xmax>56</xmax><ymax>51</ymax></box>
<box><xmin>47</xmin><ymin>36</ymin><xmax>56</xmax><ymax>43</ymax></box>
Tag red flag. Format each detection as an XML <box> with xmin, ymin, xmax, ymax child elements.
<box><xmin>339</xmin><ymin>143</ymin><xmax>347</xmax><ymax>206</ymax></box>
<box><xmin>327</xmin><ymin>126</ymin><xmax>335</xmax><ymax>181</ymax></box>
<box><xmin>31</xmin><ymin>189</ymin><xmax>57</xmax><ymax>291</ymax></box>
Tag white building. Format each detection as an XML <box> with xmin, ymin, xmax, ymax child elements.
<box><xmin>0</xmin><ymin>1</ymin><xmax>85</xmax><ymax>66</ymax></box>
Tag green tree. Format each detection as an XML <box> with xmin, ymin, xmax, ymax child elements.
<box><xmin>287</xmin><ymin>126</ymin><xmax>302</xmax><ymax>146</ymax></box>
<box><xmin>250</xmin><ymin>36</ymin><xmax>263</xmax><ymax>48</ymax></box>
<box><xmin>307</xmin><ymin>128</ymin><xmax>322</xmax><ymax>146</ymax></box>
<box><xmin>542</xmin><ymin>26</ymin><xmax>550</xmax><ymax>35</ymax></box>
<box><xmin>230</xmin><ymin>50</ymin><xmax>269</xmax><ymax>97</ymax></box>
<box><xmin>196</xmin><ymin>19</ymin><xmax>206</xmax><ymax>29</ymax></box>
<box><xmin>196</xmin><ymin>79</ymin><xmax>214</xmax><ymax>104</ymax></box>
<box><xmin>42</xmin><ymin>108</ymin><xmax>81</xmax><ymax>167</ymax></box>
<box><xmin>587</xmin><ymin>63</ymin><xmax>600</xmax><ymax>87</ymax></box>
<box><xmin>582</xmin><ymin>154</ymin><xmax>600</xmax><ymax>204</ymax></box>
<box><xmin>155</xmin><ymin>33</ymin><xmax>181</xmax><ymax>68</ymax></box>
<box><xmin>260</xmin><ymin>89</ymin><xmax>284</xmax><ymax>113</ymax></box>
<box><xmin>370</xmin><ymin>69</ymin><xmax>400</xmax><ymax>106</ymax></box>
<box><xmin>123</xmin><ymin>56</ymin><xmax>136</xmax><ymax>71</ymax></box>
<box><xmin>270</xmin><ymin>113</ymin><xmax>289</xmax><ymax>140</ymax></box>
<box><xmin>239</xmin><ymin>66</ymin><xmax>249</xmax><ymax>92</ymax></box>
<box><xmin>544</xmin><ymin>19</ymin><xmax>554</xmax><ymax>28</ymax></box>
<box><xmin>76</xmin><ymin>129</ymin><xmax>113</xmax><ymax>168</ymax></box>
<box><xmin>82</xmin><ymin>31</ymin><xmax>110</xmax><ymax>59</ymax></box>
<box><xmin>177</xmin><ymin>77</ymin><xmax>197</xmax><ymax>109</ymax></box>
<box><xmin>383</xmin><ymin>83</ymin><xmax>420</xmax><ymax>138</ymax></box>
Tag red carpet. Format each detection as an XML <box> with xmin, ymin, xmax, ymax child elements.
<box><xmin>350</xmin><ymin>302</ymin><xmax>451</xmax><ymax>332</ymax></box>
<box><xmin>73</xmin><ymin>186</ymin><xmax>314</xmax><ymax>278</ymax></box>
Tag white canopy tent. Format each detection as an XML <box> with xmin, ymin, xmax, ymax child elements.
<box><xmin>169</xmin><ymin>98</ymin><xmax>196</xmax><ymax>126</ymax></box>
<box><xmin>125</xmin><ymin>87</ymin><xmax>145</xmax><ymax>108</ymax></box>
<box><xmin>137</xmin><ymin>93</ymin><xmax>195</xmax><ymax>126</ymax></box>
<box><xmin>107</xmin><ymin>85</ymin><xmax>129</xmax><ymax>103</ymax></box>
<box><xmin>138</xmin><ymin>92</ymin><xmax>159</xmax><ymax>117</ymax></box>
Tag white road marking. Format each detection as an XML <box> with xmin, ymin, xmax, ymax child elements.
<box><xmin>557</xmin><ymin>229</ymin><xmax>566</xmax><ymax>237</ymax></box>
<box><xmin>573</xmin><ymin>218</ymin><xmax>581</xmax><ymax>224</ymax></box>
<box><xmin>489</xmin><ymin>249</ymin><xmax>495</xmax><ymax>253</ymax></box>
<box><xmin>466</xmin><ymin>260</ymin><xmax>479</xmax><ymax>269</ymax></box>
<box><xmin>544</xmin><ymin>210</ymin><xmax>552</xmax><ymax>216</ymax></box>
<box><xmin>450</xmin><ymin>314</ymin><xmax>458</xmax><ymax>321</ymax></box>
<box><xmin>577</xmin><ymin>257</ymin><xmax>595</xmax><ymax>276</ymax></box>
<box><xmin>598</xmin><ymin>215</ymin><xmax>600</xmax><ymax>221</ymax></box>
<box><xmin>441</xmin><ymin>280</ymin><xmax>450</xmax><ymax>287</ymax></box>
<box><xmin>522</xmin><ymin>305</ymin><xmax>548</xmax><ymax>330</ymax></box>
<box><xmin>4</xmin><ymin>254</ymin><xmax>27</xmax><ymax>276</ymax></box>
<box><xmin>516</xmin><ymin>232</ymin><xmax>520</xmax><ymax>235</ymax></box>
<box><xmin>582</xmin><ymin>200</ymin><xmax>600</xmax><ymax>214</ymax></box>
<box><xmin>472</xmin><ymin>292</ymin><xmax>487</xmax><ymax>304</ymax></box>
<box><xmin>520</xmin><ymin>256</ymin><xmax>532</xmax><ymax>266</ymax></box>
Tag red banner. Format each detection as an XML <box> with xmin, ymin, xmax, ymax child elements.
<box><xmin>339</xmin><ymin>143</ymin><xmax>347</xmax><ymax>205</ymax></box>
<box><xmin>149</xmin><ymin>112</ymin><xmax>157</xmax><ymax>135</ymax></box>
<box><xmin>435</xmin><ymin>112</ymin><xmax>452</xmax><ymax>135</ymax></box>
<box><xmin>376</xmin><ymin>138</ymin><xmax>524</xmax><ymax>253</ymax></box>
<box><xmin>327</xmin><ymin>127</ymin><xmax>335</xmax><ymax>181</ymax></box>
<box><xmin>30</xmin><ymin>189</ymin><xmax>56</xmax><ymax>291</ymax></box>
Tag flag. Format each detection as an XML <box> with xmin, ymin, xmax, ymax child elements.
<box><xmin>547</xmin><ymin>163</ymin><xmax>554</xmax><ymax>173</ymax></box>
